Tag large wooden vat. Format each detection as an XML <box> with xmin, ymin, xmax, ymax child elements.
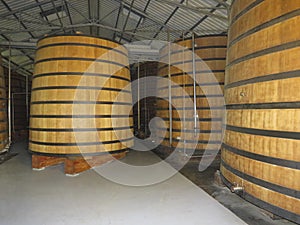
<box><xmin>221</xmin><ymin>1</ymin><xmax>300</xmax><ymax>223</ymax></box>
<box><xmin>29</xmin><ymin>35</ymin><xmax>133</xmax><ymax>155</ymax></box>
<box><xmin>0</xmin><ymin>57</ymin><xmax>8</xmax><ymax>151</ymax></box>
<box><xmin>156</xmin><ymin>35</ymin><xmax>227</xmax><ymax>155</ymax></box>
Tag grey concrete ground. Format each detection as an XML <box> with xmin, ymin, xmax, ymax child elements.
<box><xmin>0</xmin><ymin>141</ymin><xmax>247</xmax><ymax>225</ymax></box>
<box><xmin>153</xmin><ymin>147</ymin><xmax>297</xmax><ymax>225</ymax></box>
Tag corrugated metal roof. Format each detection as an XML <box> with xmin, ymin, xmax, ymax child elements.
<box><xmin>0</xmin><ymin>0</ymin><xmax>231</xmax><ymax>75</ymax></box>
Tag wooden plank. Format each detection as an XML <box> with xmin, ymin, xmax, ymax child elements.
<box><xmin>32</xmin><ymin>154</ymin><xmax>65</xmax><ymax>170</ymax></box>
<box><xmin>64</xmin><ymin>151</ymin><xmax>127</xmax><ymax>175</ymax></box>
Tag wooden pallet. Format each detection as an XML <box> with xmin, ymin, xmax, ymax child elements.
<box><xmin>32</xmin><ymin>151</ymin><xmax>127</xmax><ymax>175</ymax></box>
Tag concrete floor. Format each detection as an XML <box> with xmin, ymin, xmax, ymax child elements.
<box><xmin>0</xmin><ymin>142</ymin><xmax>247</xmax><ymax>225</ymax></box>
<box><xmin>154</xmin><ymin>147</ymin><xmax>297</xmax><ymax>225</ymax></box>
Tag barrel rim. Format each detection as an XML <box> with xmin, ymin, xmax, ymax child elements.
<box><xmin>37</xmin><ymin>34</ymin><xmax>123</xmax><ymax>46</ymax></box>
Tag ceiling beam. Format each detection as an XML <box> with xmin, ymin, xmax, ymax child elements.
<box><xmin>1</xmin><ymin>55</ymin><xmax>33</xmax><ymax>75</ymax></box>
<box><xmin>0</xmin><ymin>0</ymin><xmax>59</xmax><ymax>18</ymax></box>
<box><xmin>63</xmin><ymin>0</ymin><xmax>75</xmax><ymax>33</ymax></box>
<box><xmin>152</xmin><ymin>0</ymin><xmax>185</xmax><ymax>39</ymax></box>
<box><xmin>182</xmin><ymin>1</ymin><xmax>227</xmax><ymax>37</ymax></box>
<box><xmin>0</xmin><ymin>26</ymin><xmax>226</xmax><ymax>36</ymax></box>
<box><xmin>0</xmin><ymin>15</ymin><xmax>50</xmax><ymax>26</ymax></box>
<box><xmin>0</xmin><ymin>33</ymin><xmax>34</xmax><ymax>68</ymax></box>
<box><xmin>0</xmin><ymin>41</ymin><xmax>37</xmax><ymax>49</ymax></box>
<box><xmin>35</xmin><ymin>0</ymin><xmax>51</xmax><ymax>26</ymax></box>
<box><xmin>66</xmin><ymin>23</ymin><xmax>152</xmax><ymax>40</ymax></box>
<box><xmin>211</xmin><ymin>0</ymin><xmax>230</xmax><ymax>9</ymax></box>
<box><xmin>0</xmin><ymin>28</ymin><xmax>60</xmax><ymax>35</ymax></box>
<box><xmin>66</xmin><ymin>1</ymin><xmax>90</xmax><ymax>22</ymax></box>
<box><xmin>18</xmin><ymin>22</ymin><xmax>153</xmax><ymax>40</ymax></box>
<box><xmin>118</xmin><ymin>0</ymin><xmax>135</xmax><ymax>42</ymax></box>
<box><xmin>98</xmin><ymin>7</ymin><xmax>119</xmax><ymax>23</ymax></box>
<box><xmin>14</xmin><ymin>60</ymin><xmax>35</xmax><ymax>71</ymax></box>
<box><xmin>129</xmin><ymin>0</ymin><xmax>151</xmax><ymax>42</ymax></box>
<box><xmin>158</xmin><ymin>0</ymin><xmax>226</xmax><ymax>10</ymax></box>
<box><xmin>112</xmin><ymin>1</ymin><xmax>123</xmax><ymax>41</ymax></box>
<box><xmin>50</xmin><ymin>0</ymin><xmax>64</xmax><ymax>29</ymax></box>
<box><xmin>113</xmin><ymin>0</ymin><xmax>171</xmax><ymax>32</ymax></box>
<box><xmin>0</xmin><ymin>0</ymin><xmax>36</xmax><ymax>39</ymax></box>
<box><xmin>88</xmin><ymin>0</ymin><xmax>93</xmax><ymax>35</ymax></box>
<box><xmin>154</xmin><ymin>0</ymin><xmax>228</xmax><ymax>22</ymax></box>
<box><xmin>97</xmin><ymin>0</ymin><xmax>100</xmax><ymax>35</ymax></box>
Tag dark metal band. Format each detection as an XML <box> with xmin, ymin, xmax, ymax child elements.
<box><xmin>160</xmin><ymin>117</ymin><xmax>223</xmax><ymax>122</ymax></box>
<box><xmin>227</xmin><ymin>40</ymin><xmax>300</xmax><ymax>67</ymax></box>
<box><xmin>222</xmin><ymin>143</ymin><xmax>300</xmax><ymax>170</ymax></box>
<box><xmin>159</xmin><ymin>58</ymin><xmax>226</xmax><ymax>70</ymax></box>
<box><xmin>160</xmin><ymin>45</ymin><xmax>227</xmax><ymax>58</ymax></box>
<box><xmin>156</xmin><ymin>106</ymin><xmax>224</xmax><ymax>110</ymax></box>
<box><xmin>162</xmin><ymin>137</ymin><xmax>222</xmax><ymax>144</ymax></box>
<box><xmin>225</xmin><ymin>70</ymin><xmax>300</xmax><ymax>89</ymax></box>
<box><xmin>31</xmin><ymin>86</ymin><xmax>131</xmax><ymax>93</ymax></box>
<box><xmin>29</xmin><ymin>137</ymin><xmax>134</xmax><ymax>146</ymax></box>
<box><xmin>226</xmin><ymin>102</ymin><xmax>300</xmax><ymax>110</ymax></box>
<box><xmin>29</xmin><ymin>148</ymin><xmax>128</xmax><ymax>158</ymax></box>
<box><xmin>29</xmin><ymin>126</ymin><xmax>134</xmax><ymax>132</ymax></box>
<box><xmin>226</xmin><ymin>125</ymin><xmax>300</xmax><ymax>140</ymax></box>
<box><xmin>221</xmin><ymin>160</ymin><xmax>300</xmax><ymax>199</ymax></box>
<box><xmin>30</xmin><ymin>115</ymin><xmax>133</xmax><ymax>119</ymax></box>
<box><xmin>160</xmin><ymin>70</ymin><xmax>225</xmax><ymax>77</ymax></box>
<box><xmin>157</xmin><ymin>83</ymin><xmax>225</xmax><ymax>90</ymax></box>
<box><xmin>230</xmin><ymin>0</ymin><xmax>264</xmax><ymax>25</ymax></box>
<box><xmin>157</xmin><ymin>127</ymin><xmax>222</xmax><ymax>133</ymax></box>
<box><xmin>33</xmin><ymin>72</ymin><xmax>130</xmax><ymax>82</ymax></box>
<box><xmin>34</xmin><ymin>57</ymin><xmax>129</xmax><ymax>70</ymax></box>
<box><xmin>30</xmin><ymin>101</ymin><xmax>132</xmax><ymax>105</ymax></box>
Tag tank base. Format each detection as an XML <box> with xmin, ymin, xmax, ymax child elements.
<box><xmin>64</xmin><ymin>152</ymin><xmax>127</xmax><ymax>175</ymax></box>
<box><xmin>31</xmin><ymin>151</ymin><xmax>127</xmax><ymax>175</ymax></box>
<box><xmin>32</xmin><ymin>155</ymin><xmax>65</xmax><ymax>170</ymax></box>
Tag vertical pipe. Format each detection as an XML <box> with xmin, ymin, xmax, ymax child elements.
<box><xmin>192</xmin><ymin>32</ymin><xmax>197</xmax><ymax>136</ymax></box>
<box><xmin>11</xmin><ymin>94</ymin><xmax>14</xmax><ymax>133</ymax></box>
<box><xmin>168</xmin><ymin>30</ymin><xmax>172</xmax><ymax>146</ymax></box>
<box><xmin>137</xmin><ymin>61</ymin><xmax>140</xmax><ymax>131</ymax></box>
<box><xmin>144</xmin><ymin>68</ymin><xmax>147</xmax><ymax>136</ymax></box>
<box><xmin>182</xmin><ymin>32</ymin><xmax>186</xmax><ymax>155</ymax></box>
<box><xmin>8</xmin><ymin>44</ymin><xmax>12</xmax><ymax>145</ymax></box>
<box><xmin>25</xmin><ymin>75</ymin><xmax>29</xmax><ymax>122</ymax></box>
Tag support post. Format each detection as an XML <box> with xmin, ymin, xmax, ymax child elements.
<box><xmin>8</xmin><ymin>43</ymin><xmax>12</xmax><ymax>145</ymax></box>
<box><xmin>167</xmin><ymin>30</ymin><xmax>172</xmax><ymax>146</ymax></box>
<box><xmin>192</xmin><ymin>32</ymin><xmax>197</xmax><ymax>137</ymax></box>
